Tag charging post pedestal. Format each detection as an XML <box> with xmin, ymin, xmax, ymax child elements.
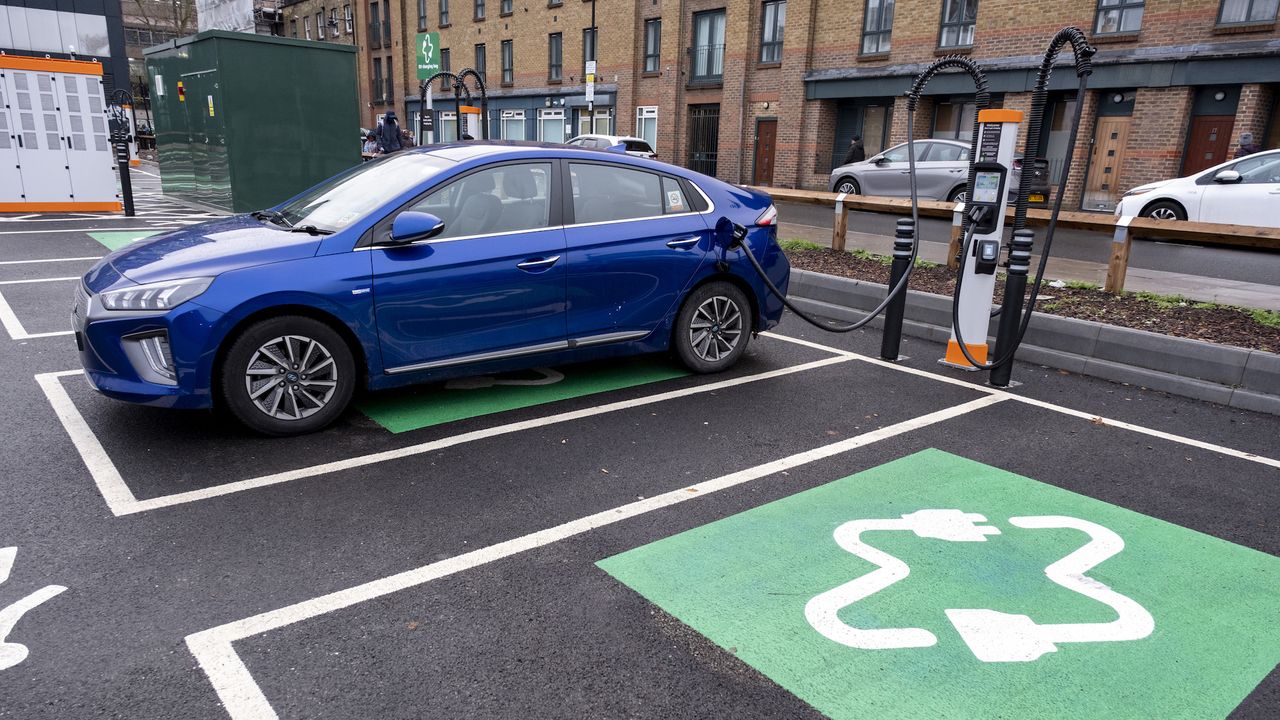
<box><xmin>942</xmin><ymin>109</ymin><xmax>1022</xmax><ymax>370</ymax></box>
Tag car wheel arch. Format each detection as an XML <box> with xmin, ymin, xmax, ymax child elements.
<box><xmin>1140</xmin><ymin>197</ymin><xmax>1188</xmax><ymax>220</ymax></box>
<box><xmin>834</xmin><ymin>176</ymin><xmax>860</xmax><ymax>194</ymax></box>
<box><xmin>211</xmin><ymin>304</ymin><xmax>370</xmax><ymax>406</ymax></box>
<box><xmin>681</xmin><ymin>273</ymin><xmax>761</xmax><ymax>333</ymax></box>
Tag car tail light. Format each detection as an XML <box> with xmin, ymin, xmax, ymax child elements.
<box><xmin>756</xmin><ymin>204</ymin><xmax>778</xmax><ymax>226</ymax></box>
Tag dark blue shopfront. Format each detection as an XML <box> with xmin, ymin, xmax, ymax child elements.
<box><xmin>406</xmin><ymin>85</ymin><xmax>615</xmax><ymax>144</ymax></box>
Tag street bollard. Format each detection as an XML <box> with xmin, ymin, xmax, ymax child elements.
<box><xmin>989</xmin><ymin>228</ymin><xmax>1035</xmax><ymax>386</ymax></box>
<box><xmin>880</xmin><ymin>218</ymin><xmax>915</xmax><ymax>361</ymax></box>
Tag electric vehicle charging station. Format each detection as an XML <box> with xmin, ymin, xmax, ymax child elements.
<box><xmin>942</xmin><ymin>109</ymin><xmax>1022</xmax><ymax>370</ymax></box>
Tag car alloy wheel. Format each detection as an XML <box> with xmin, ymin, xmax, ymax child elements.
<box><xmin>836</xmin><ymin>180</ymin><xmax>858</xmax><ymax>194</ymax></box>
<box><xmin>244</xmin><ymin>334</ymin><xmax>339</xmax><ymax>421</ymax></box>
<box><xmin>689</xmin><ymin>295</ymin><xmax>743</xmax><ymax>363</ymax></box>
<box><xmin>1149</xmin><ymin>207</ymin><xmax>1179</xmax><ymax>220</ymax></box>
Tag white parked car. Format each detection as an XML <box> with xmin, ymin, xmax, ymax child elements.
<box><xmin>1115</xmin><ymin>149</ymin><xmax>1280</xmax><ymax>228</ymax></box>
<box><xmin>566</xmin><ymin>134</ymin><xmax>657</xmax><ymax>159</ymax></box>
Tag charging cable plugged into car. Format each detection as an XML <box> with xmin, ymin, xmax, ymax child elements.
<box><xmin>733</xmin><ymin>28</ymin><xmax>1096</xmax><ymax>388</ymax></box>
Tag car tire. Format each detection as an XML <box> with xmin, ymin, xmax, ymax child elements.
<box><xmin>673</xmin><ymin>282</ymin><xmax>752</xmax><ymax>374</ymax></box>
<box><xmin>220</xmin><ymin>315</ymin><xmax>356</xmax><ymax>437</ymax></box>
<box><xmin>947</xmin><ymin>186</ymin><xmax>968</xmax><ymax>203</ymax></box>
<box><xmin>1141</xmin><ymin>200</ymin><xmax>1187</xmax><ymax>221</ymax></box>
<box><xmin>834</xmin><ymin>177</ymin><xmax>860</xmax><ymax>195</ymax></box>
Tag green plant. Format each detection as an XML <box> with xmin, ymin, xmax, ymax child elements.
<box><xmin>779</xmin><ymin>239</ymin><xmax>825</xmax><ymax>252</ymax></box>
<box><xmin>1065</xmin><ymin>280</ymin><xmax>1099</xmax><ymax>290</ymax></box>
<box><xmin>914</xmin><ymin>258</ymin><xmax>940</xmax><ymax>269</ymax></box>
<box><xmin>1133</xmin><ymin>291</ymin><xmax>1193</xmax><ymax>310</ymax></box>
<box><xmin>1249</xmin><ymin>308</ymin><xmax>1280</xmax><ymax>328</ymax></box>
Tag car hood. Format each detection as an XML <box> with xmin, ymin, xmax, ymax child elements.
<box><xmin>1124</xmin><ymin>178</ymin><xmax>1177</xmax><ymax>196</ymax></box>
<box><xmin>96</xmin><ymin>215</ymin><xmax>323</xmax><ymax>287</ymax></box>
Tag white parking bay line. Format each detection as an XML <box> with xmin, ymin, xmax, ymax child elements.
<box><xmin>0</xmin><ymin>290</ymin><xmax>73</xmax><ymax>340</ymax></box>
<box><xmin>0</xmin><ymin>256</ymin><xmax>101</xmax><ymax>266</ymax></box>
<box><xmin>37</xmin><ymin>349</ymin><xmax>855</xmax><ymax>517</ymax></box>
<box><xmin>0</xmin><ymin>276</ymin><xmax>79</xmax><ymax>286</ymax></box>
<box><xmin>763</xmin><ymin>331</ymin><xmax>1280</xmax><ymax>469</ymax></box>
<box><xmin>185</xmin><ymin>393</ymin><xmax>1006</xmax><ymax>720</ymax></box>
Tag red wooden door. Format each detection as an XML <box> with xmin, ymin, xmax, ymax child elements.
<box><xmin>1184</xmin><ymin>115</ymin><xmax>1235</xmax><ymax>175</ymax></box>
<box><xmin>753</xmin><ymin>119</ymin><xmax>777</xmax><ymax>185</ymax></box>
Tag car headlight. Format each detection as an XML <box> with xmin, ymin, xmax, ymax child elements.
<box><xmin>1121</xmin><ymin>187</ymin><xmax>1153</xmax><ymax>198</ymax></box>
<box><xmin>99</xmin><ymin>277</ymin><xmax>214</xmax><ymax>312</ymax></box>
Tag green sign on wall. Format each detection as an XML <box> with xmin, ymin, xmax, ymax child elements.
<box><xmin>416</xmin><ymin>32</ymin><xmax>442</xmax><ymax>80</ymax></box>
<box><xmin>598</xmin><ymin>450</ymin><xmax>1280</xmax><ymax>719</ymax></box>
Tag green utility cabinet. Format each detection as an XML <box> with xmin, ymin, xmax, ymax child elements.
<box><xmin>144</xmin><ymin>31</ymin><xmax>360</xmax><ymax>213</ymax></box>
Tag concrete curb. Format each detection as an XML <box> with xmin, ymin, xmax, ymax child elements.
<box><xmin>788</xmin><ymin>268</ymin><xmax>1280</xmax><ymax>416</ymax></box>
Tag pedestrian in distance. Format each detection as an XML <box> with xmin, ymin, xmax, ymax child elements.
<box><xmin>1235</xmin><ymin>132</ymin><xmax>1262</xmax><ymax>158</ymax></box>
<box><xmin>376</xmin><ymin>111</ymin><xmax>404</xmax><ymax>154</ymax></box>
<box><xmin>361</xmin><ymin>131</ymin><xmax>378</xmax><ymax>160</ymax></box>
<box><xmin>400</xmin><ymin>128</ymin><xmax>415</xmax><ymax>148</ymax></box>
<box><xmin>843</xmin><ymin>135</ymin><xmax>866</xmax><ymax>165</ymax></box>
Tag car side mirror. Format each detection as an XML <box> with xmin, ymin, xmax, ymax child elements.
<box><xmin>386</xmin><ymin>211</ymin><xmax>445</xmax><ymax>245</ymax></box>
<box><xmin>873</xmin><ymin>156</ymin><xmax>889</xmax><ymax>166</ymax></box>
<box><xmin>1214</xmin><ymin>170</ymin><xmax>1242</xmax><ymax>184</ymax></box>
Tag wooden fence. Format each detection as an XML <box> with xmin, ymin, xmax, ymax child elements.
<box><xmin>752</xmin><ymin>186</ymin><xmax>1280</xmax><ymax>295</ymax></box>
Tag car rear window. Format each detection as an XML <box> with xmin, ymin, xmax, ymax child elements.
<box><xmin>625</xmin><ymin>140</ymin><xmax>654</xmax><ymax>154</ymax></box>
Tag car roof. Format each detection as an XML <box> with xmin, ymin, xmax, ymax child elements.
<box><xmin>571</xmin><ymin>134</ymin><xmax>648</xmax><ymax>143</ymax></box>
<box><xmin>404</xmin><ymin>140</ymin><xmax>679</xmax><ymax>172</ymax></box>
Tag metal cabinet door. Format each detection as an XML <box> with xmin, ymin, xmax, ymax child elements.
<box><xmin>0</xmin><ymin>76</ymin><xmax>26</xmax><ymax>204</ymax></box>
<box><xmin>5</xmin><ymin>69</ymin><xmax>74</xmax><ymax>203</ymax></box>
<box><xmin>56</xmin><ymin>73</ymin><xmax>116</xmax><ymax>204</ymax></box>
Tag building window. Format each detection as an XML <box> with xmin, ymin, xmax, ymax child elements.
<box><xmin>440</xmin><ymin>0</ymin><xmax>450</xmax><ymax>24</ymax></box>
<box><xmin>548</xmin><ymin>0</ymin><xmax>561</xmax><ymax>6</ymax></box>
<box><xmin>759</xmin><ymin>1</ymin><xmax>785</xmax><ymax>64</ymax></box>
<box><xmin>938</xmin><ymin>0</ymin><xmax>977</xmax><ymax>48</ymax></box>
<box><xmin>577</xmin><ymin>108</ymin><xmax>610</xmax><ymax>136</ymax></box>
<box><xmin>1095</xmin><ymin>0</ymin><xmax>1144</xmax><ymax>33</ymax></box>
<box><xmin>330</xmin><ymin>9</ymin><xmax>338</xmax><ymax>35</ymax></box>
<box><xmin>418</xmin><ymin>0</ymin><xmax>428</xmax><ymax>30</ymax></box>
<box><xmin>501</xmin><ymin>39</ymin><xmax>514</xmax><ymax>85</ymax></box>
<box><xmin>583</xmin><ymin>27</ymin><xmax>597</xmax><ymax>75</ymax></box>
<box><xmin>1218</xmin><ymin>0</ymin><xmax>1279</xmax><ymax>23</ymax></box>
<box><xmin>643</xmin><ymin>19</ymin><xmax>661</xmax><ymax>73</ymax></box>
<box><xmin>691</xmin><ymin>10</ymin><xmax>725</xmax><ymax>82</ymax></box>
<box><xmin>933</xmin><ymin>99</ymin><xmax>976</xmax><ymax>141</ymax></box>
<box><xmin>861</xmin><ymin>0</ymin><xmax>893</xmax><ymax>54</ymax></box>
<box><xmin>440</xmin><ymin>48</ymin><xmax>452</xmax><ymax>89</ymax></box>
<box><xmin>636</xmin><ymin>106</ymin><xmax>658</xmax><ymax>151</ymax></box>
<box><xmin>345</xmin><ymin>5</ymin><xmax>353</xmax><ymax>32</ymax></box>
<box><xmin>386</xmin><ymin>55</ymin><xmax>394</xmax><ymax>104</ymax></box>
<box><xmin>475</xmin><ymin>0</ymin><xmax>485</xmax><ymax>20</ymax></box>
<box><xmin>501</xmin><ymin>0</ymin><xmax>513</xmax><ymax>13</ymax></box>
<box><xmin>305</xmin><ymin>15</ymin><xmax>313</xmax><ymax>39</ymax></box>
<box><xmin>382</xmin><ymin>2</ymin><xmax>391</xmax><ymax>44</ymax></box>
<box><xmin>475</xmin><ymin>43</ymin><xmax>486</xmax><ymax>84</ymax></box>
<box><xmin>439</xmin><ymin>111</ymin><xmax>458</xmax><ymax>141</ymax></box>
<box><xmin>317</xmin><ymin>12</ymin><xmax>325</xmax><ymax>40</ymax></box>
<box><xmin>291</xmin><ymin>19</ymin><xmax>298</xmax><ymax>37</ymax></box>
<box><xmin>368</xmin><ymin>1</ymin><xmax>380</xmax><ymax>47</ymax></box>
<box><xmin>500</xmin><ymin>109</ymin><xmax>525</xmax><ymax>139</ymax></box>
<box><xmin>372</xmin><ymin>57</ymin><xmax>383</xmax><ymax>101</ymax></box>
<box><xmin>548</xmin><ymin>33</ymin><xmax>563</xmax><ymax>81</ymax></box>
<box><xmin>538</xmin><ymin>108</ymin><xmax>565</xmax><ymax>142</ymax></box>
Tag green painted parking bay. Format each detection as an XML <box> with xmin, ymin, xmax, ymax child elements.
<box><xmin>359</xmin><ymin>358</ymin><xmax>689</xmax><ymax>433</ymax></box>
<box><xmin>599</xmin><ymin>449</ymin><xmax>1280</xmax><ymax>719</ymax></box>
<box><xmin>88</xmin><ymin>231</ymin><xmax>157</xmax><ymax>251</ymax></box>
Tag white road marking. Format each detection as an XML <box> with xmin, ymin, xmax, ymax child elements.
<box><xmin>763</xmin><ymin>331</ymin><xmax>1280</xmax><ymax>469</ymax></box>
<box><xmin>0</xmin><ymin>291</ymin><xmax>72</xmax><ymax>340</ymax></box>
<box><xmin>0</xmin><ymin>226</ymin><xmax>179</xmax><ymax>235</ymax></box>
<box><xmin>0</xmin><ymin>256</ymin><xmax>102</xmax><ymax>266</ymax></box>
<box><xmin>37</xmin><ymin>349</ymin><xmax>856</xmax><ymax>516</ymax></box>
<box><xmin>186</xmin><ymin>394</ymin><xmax>1006</xmax><ymax>720</ymax></box>
<box><xmin>0</xmin><ymin>276</ymin><xmax>78</xmax><ymax>286</ymax></box>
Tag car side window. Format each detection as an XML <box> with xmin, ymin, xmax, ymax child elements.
<box><xmin>882</xmin><ymin>143</ymin><xmax>928</xmax><ymax>163</ymax></box>
<box><xmin>405</xmin><ymin>162</ymin><xmax>553</xmax><ymax>240</ymax></box>
<box><xmin>569</xmin><ymin>162</ymin><xmax>664</xmax><ymax>223</ymax></box>
<box><xmin>661</xmin><ymin>176</ymin><xmax>688</xmax><ymax>214</ymax></box>
<box><xmin>1239</xmin><ymin>158</ymin><xmax>1280</xmax><ymax>184</ymax></box>
<box><xmin>626</xmin><ymin>140</ymin><xmax>654</xmax><ymax>154</ymax></box>
<box><xmin>927</xmin><ymin>143</ymin><xmax>966</xmax><ymax>162</ymax></box>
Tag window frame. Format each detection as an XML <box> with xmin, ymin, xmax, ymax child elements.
<box><xmin>417</xmin><ymin>0</ymin><xmax>428</xmax><ymax>30</ymax></box>
<box><xmin>537</xmin><ymin>108</ymin><xmax>566</xmax><ymax>142</ymax></box>
<box><xmin>690</xmin><ymin>9</ymin><xmax>726</xmax><ymax>83</ymax></box>
<box><xmin>344</xmin><ymin>5</ymin><xmax>353</xmax><ymax>32</ymax></box>
<box><xmin>548</xmin><ymin>32</ymin><xmax>563</xmax><ymax>81</ymax></box>
<box><xmin>440</xmin><ymin>48</ymin><xmax>452</xmax><ymax>90</ymax></box>
<box><xmin>439</xmin><ymin>0</ymin><xmax>450</xmax><ymax>25</ymax></box>
<box><xmin>372</xmin><ymin>56</ymin><xmax>383</xmax><ymax>102</ymax></box>
<box><xmin>564</xmin><ymin>160</ymin><xmax>707</xmax><ymax>226</ymax></box>
<box><xmin>643</xmin><ymin>18</ymin><xmax>661</xmax><ymax>74</ymax></box>
<box><xmin>1094</xmin><ymin>0</ymin><xmax>1145</xmax><ymax>34</ymax></box>
<box><xmin>501</xmin><ymin>39</ymin><xmax>514</xmax><ymax>85</ymax></box>
<box><xmin>474</xmin><ymin>43</ymin><xmax>487</xmax><ymax>84</ymax></box>
<box><xmin>501</xmin><ymin>0</ymin><xmax>513</xmax><ymax>13</ymax></box>
<box><xmin>304</xmin><ymin>15</ymin><xmax>313</xmax><ymax>40</ymax></box>
<box><xmin>636</xmin><ymin>105</ymin><xmax>658</xmax><ymax>151</ymax></box>
<box><xmin>474</xmin><ymin>0</ymin><xmax>485</xmax><ymax>20</ymax></box>
<box><xmin>1216</xmin><ymin>0</ymin><xmax>1279</xmax><ymax>24</ymax></box>
<box><xmin>937</xmin><ymin>0</ymin><xmax>978</xmax><ymax>48</ymax></box>
<box><xmin>317</xmin><ymin>12</ymin><xmax>324</xmax><ymax>40</ymax></box>
<box><xmin>860</xmin><ymin>0</ymin><xmax>893</xmax><ymax>54</ymax></box>
<box><xmin>759</xmin><ymin>0</ymin><xmax>785</xmax><ymax>65</ymax></box>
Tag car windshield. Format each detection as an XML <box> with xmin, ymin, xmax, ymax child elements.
<box><xmin>274</xmin><ymin>153</ymin><xmax>456</xmax><ymax>231</ymax></box>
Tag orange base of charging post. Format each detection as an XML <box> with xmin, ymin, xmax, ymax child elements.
<box><xmin>0</xmin><ymin>201</ymin><xmax>123</xmax><ymax>213</ymax></box>
<box><xmin>944</xmin><ymin>339</ymin><xmax>989</xmax><ymax>367</ymax></box>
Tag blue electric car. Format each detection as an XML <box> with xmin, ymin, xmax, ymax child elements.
<box><xmin>73</xmin><ymin>143</ymin><xmax>789</xmax><ymax>435</ymax></box>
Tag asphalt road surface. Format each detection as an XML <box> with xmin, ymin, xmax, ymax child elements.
<box><xmin>1</xmin><ymin>178</ymin><xmax>1277</xmax><ymax>719</ymax></box>
<box><xmin>776</xmin><ymin>200</ymin><xmax>1280</xmax><ymax>287</ymax></box>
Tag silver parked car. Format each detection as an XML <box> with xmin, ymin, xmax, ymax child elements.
<box><xmin>829</xmin><ymin>139</ymin><xmax>1026</xmax><ymax>203</ymax></box>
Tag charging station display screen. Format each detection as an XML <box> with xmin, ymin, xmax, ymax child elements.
<box><xmin>972</xmin><ymin>172</ymin><xmax>1002</xmax><ymax>204</ymax></box>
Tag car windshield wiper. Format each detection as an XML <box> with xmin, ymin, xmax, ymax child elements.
<box><xmin>288</xmin><ymin>224</ymin><xmax>334</xmax><ymax>236</ymax></box>
<box><xmin>251</xmin><ymin>209</ymin><xmax>294</xmax><ymax>228</ymax></box>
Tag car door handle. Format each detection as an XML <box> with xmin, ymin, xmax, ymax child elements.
<box><xmin>516</xmin><ymin>255</ymin><xmax>560</xmax><ymax>271</ymax></box>
<box><xmin>666</xmin><ymin>236</ymin><xmax>701</xmax><ymax>248</ymax></box>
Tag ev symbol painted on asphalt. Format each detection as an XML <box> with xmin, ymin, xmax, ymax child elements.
<box><xmin>0</xmin><ymin>547</ymin><xmax>67</xmax><ymax>671</ymax></box>
<box><xmin>444</xmin><ymin>367</ymin><xmax>565</xmax><ymax>390</ymax></box>
<box><xmin>804</xmin><ymin>510</ymin><xmax>1155</xmax><ymax>662</ymax></box>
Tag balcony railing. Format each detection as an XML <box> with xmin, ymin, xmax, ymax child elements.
<box><xmin>688</xmin><ymin>44</ymin><xmax>724</xmax><ymax>84</ymax></box>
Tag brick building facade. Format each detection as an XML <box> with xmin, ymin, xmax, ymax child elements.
<box><xmin>346</xmin><ymin>0</ymin><xmax>1278</xmax><ymax>211</ymax></box>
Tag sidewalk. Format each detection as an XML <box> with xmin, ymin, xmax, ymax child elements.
<box><xmin>779</xmin><ymin>222</ymin><xmax>1280</xmax><ymax>312</ymax></box>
